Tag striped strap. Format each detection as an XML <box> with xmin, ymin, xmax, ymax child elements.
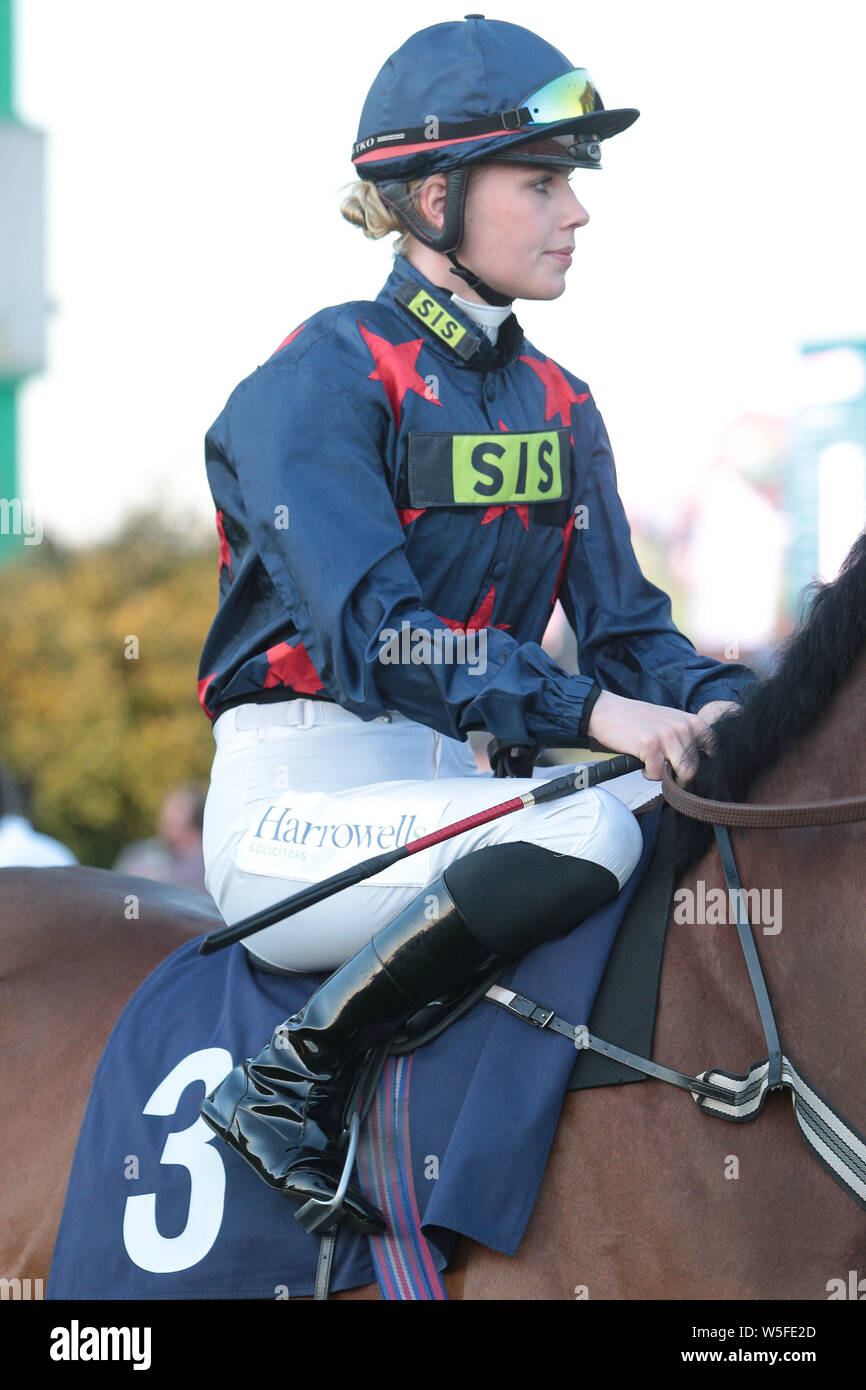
<box><xmin>356</xmin><ymin>1054</ymin><xmax>448</xmax><ymax>1301</ymax></box>
<box><xmin>695</xmin><ymin>1056</ymin><xmax>866</xmax><ymax>1210</ymax></box>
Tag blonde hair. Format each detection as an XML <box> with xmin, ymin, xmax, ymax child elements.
<box><xmin>340</xmin><ymin>178</ymin><xmax>424</xmax><ymax>255</ymax></box>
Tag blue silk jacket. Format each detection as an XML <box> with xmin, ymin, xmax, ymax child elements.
<box><xmin>197</xmin><ymin>253</ymin><xmax>755</xmax><ymax>744</ymax></box>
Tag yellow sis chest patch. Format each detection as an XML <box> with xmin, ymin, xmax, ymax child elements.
<box><xmin>407</xmin><ymin>428</ymin><xmax>571</xmax><ymax>507</ymax></box>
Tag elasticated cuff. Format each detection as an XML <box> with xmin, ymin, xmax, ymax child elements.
<box><xmin>577</xmin><ymin>683</ymin><xmax>603</xmax><ymax>739</ymax></box>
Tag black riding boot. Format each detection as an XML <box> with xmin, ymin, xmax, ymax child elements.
<box><xmin>201</xmin><ymin>872</ymin><xmax>497</xmax><ymax>1234</ymax></box>
<box><xmin>201</xmin><ymin>842</ymin><xmax>620</xmax><ymax>1234</ymax></box>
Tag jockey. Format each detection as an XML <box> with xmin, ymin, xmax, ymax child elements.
<box><xmin>197</xmin><ymin>17</ymin><xmax>756</xmax><ymax>1234</ymax></box>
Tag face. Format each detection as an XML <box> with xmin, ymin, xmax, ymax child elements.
<box><xmin>157</xmin><ymin>789</ymin><xmax>199</xmax><ymax>847</ymax></box>
<box><xmin>457</xmin><ymin>155</ymin><xmax>590</xmax><ymax>301</ymax></box>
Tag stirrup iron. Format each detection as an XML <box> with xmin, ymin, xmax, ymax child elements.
<box><xmin>294</xmin><ymin>1111</ymin><xmax>361</xmax><ymax>1234</ymax></box>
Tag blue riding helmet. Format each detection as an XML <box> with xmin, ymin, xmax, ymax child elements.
<box><xmin>351</xmin><ymin>16</ymin><xmax>639</xmax><ymax>301</ymax></box>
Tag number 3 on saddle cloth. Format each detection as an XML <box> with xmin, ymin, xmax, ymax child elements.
<box><xmin>47</xmin><ymin>808</ymin><xmax>661</xmax><ymax>1301</ymax></box>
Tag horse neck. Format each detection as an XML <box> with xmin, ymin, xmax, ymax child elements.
<box><xmin>751</xmin><ymin>644</ymin><xmax>866</xmax><ymax>806</ymax></box>
<box><xmin>667</xmin><ymin>646</ymin><xmax>866</xmax><ymax>1122</ymax></box>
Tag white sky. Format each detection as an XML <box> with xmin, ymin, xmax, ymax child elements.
<box><xmin>14</xmin><ymin>0</ymin><xmax>866</xmax><ymax>545</ymax></box>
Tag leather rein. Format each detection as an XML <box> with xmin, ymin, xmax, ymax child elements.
<box><xmin>659</xmin><ymin>760</ymin><xmax>866</xmax><ymax>828</ymax></box>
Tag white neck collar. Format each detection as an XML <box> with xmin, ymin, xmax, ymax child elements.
<box><xmin>449</xmin><ymin>291</ymin><xmax>512</xmax><ymax>344</ymax></box>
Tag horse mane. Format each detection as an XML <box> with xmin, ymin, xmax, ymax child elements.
<box><xmin>674</xmin><ymin>528</ymin><xmax>866</xmax><ymax>874</ymax></box>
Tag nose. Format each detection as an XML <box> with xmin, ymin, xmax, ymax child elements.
<box><xmin>567</xmin><ymin>187</ymin><xmax>590</xmax><ymax>229</ymax></box>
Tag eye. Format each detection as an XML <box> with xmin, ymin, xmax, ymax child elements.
<box><xmin>532</xmin><ymin>172</ymin><xmax>575</xmax><ymax>194</ymax></box>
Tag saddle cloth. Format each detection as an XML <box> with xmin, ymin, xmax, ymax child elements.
<box><xmin>47</xmin><ymin>806</ymin><xmax>660</xmax><ymax>1300</ymax></box>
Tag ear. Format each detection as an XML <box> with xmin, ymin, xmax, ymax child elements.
<box><xmin>414</xmin><ymin>175</ymin><xmax>449</xmax><ymax>232</ymax></box>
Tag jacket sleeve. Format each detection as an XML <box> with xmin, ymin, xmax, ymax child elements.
<box><xmin>560</xmin><ymin>393</ymin><xmax>758</xmax><ymax>712</ymax></box>
<box><xmin>219</xmin><ymin>357</ymin><xmax>599</xmax><ymax>746</ymax></box>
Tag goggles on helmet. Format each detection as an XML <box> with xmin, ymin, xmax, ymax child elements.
<box><xmin>520</xmin><ymin>68</ymin><xmax>602</xmax><ymax>123</ymax></box>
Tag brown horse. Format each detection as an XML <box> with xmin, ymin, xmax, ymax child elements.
<box><xmin>2</xmin><ymin>531</ymin><xmax>864</xmax><ymax>1301</ymax></box>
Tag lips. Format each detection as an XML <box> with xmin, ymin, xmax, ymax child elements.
<box><xmin>546</xmin><ymin>249</ymin><xmax>573</xmax><ymax>263</ymax></box>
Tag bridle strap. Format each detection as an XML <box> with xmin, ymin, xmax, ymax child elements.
<box><xmin>660</xmin><ymin>762</ymin><xmax>866</xmax><ymax>828</ymax></box>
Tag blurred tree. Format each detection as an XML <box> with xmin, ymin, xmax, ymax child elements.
<box><xmin>0</xmin><ymin>509</ymin><xmax>219</xmax><ymax>866</ymax></box>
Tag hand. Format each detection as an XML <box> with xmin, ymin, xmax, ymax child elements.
<box><xmin>587</xmin><ymin>692</ymin><xmax>736</xmax><ymax>783</ymax></box>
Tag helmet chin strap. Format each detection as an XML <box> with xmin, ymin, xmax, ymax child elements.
<box><xmin>378</xmin><ymin>172</ymin><xmax>515</xmax><ymax>310</ymax></box>
<box><xmin>446</xmin><ymin>252</ymin><xmax>514</xmax><ymax>308</ymax></box>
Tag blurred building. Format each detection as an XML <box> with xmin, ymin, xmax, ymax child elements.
<box><xmin>0</xmin><ymin>0</ymin><xmax>47</xmax><ymax>565</ymax></box>
<box><xmin>785</xmin><ymin>341</ymin><xmax>866</xmax><ymax>615</ymax></box>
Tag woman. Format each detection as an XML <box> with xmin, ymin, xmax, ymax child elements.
<box><xmin>197</xmin><ymin>17</ymin><xmax>755</xmax><ymax>1235</ymax></box>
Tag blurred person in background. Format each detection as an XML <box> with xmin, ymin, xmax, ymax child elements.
<box><xmin>113</xmin><ymin>783</ymin><xmax>207</xmax><ymax>893</ymax></box>
<box><xmin>0</xmin><ymin>764</ymin><xmax>77</xmax><ymax>867</ymax></box>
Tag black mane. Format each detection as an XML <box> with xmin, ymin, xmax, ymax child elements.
<box><xmin>675</xmin><ymin>529</ymin><xmax>866</xmax><ymax>874</ymax></box>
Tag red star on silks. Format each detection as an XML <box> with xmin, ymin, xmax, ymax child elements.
<box><xmin>263</xmin><ymin>640</ymin><xmax>325</xmax><ymax>694</ymax></box>
<box><xmin>520</xmin><ymin>355</ymin><xmax>589</xmax><ymax>427</ymax></box>
<box><xmin>481</xmin><ymin>502</ymin><xmax>530</xmax><ymax>529</ymax></box>
<box><xmin>358</xmin><ymin>322</ymin><xmax>442</xmax><ymax>428</ymax></box>
<box><xmin>271</xmin><ymin>323</ymin><xmax>306</xmax><ymax>356</ymax></box>
<box><xmin>479</xmin><ymin>422</ymin><xmax>530</xmax><ymax>529</ymax></box>
<box><xmin>398</xmin><ymin>507</ymin><xmax>426</xmax><ymax>528</ymax></box>
<box><xmin>215</xmin><ymin>509</ymin><xmax>232</xmax><ymax>580</ymax></box>
<box><xmin>438</xmin><ymin>585</ymin><xmax>510</xmax><ymax>633</ymax></box>
<box><xmin>550</xmin><ymin>517</ymin><xmax>576</xmax><ymax>608</ymax></box>
<box><xmin>197</xmin><ymin>672</ymin><xmax>218</xmax><ymax>719</ymax></box>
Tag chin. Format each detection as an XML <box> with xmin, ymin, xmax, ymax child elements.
<box><xmin>514</xmin><ymin>273</ymin><xmax>568</xmax><ymax>303</ymax></box>
<box><xmin>546</xmin><ymin>277</ymin><xmax>568</xmax><ymax>300</ymax></box>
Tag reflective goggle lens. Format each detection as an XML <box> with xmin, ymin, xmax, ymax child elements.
<box><xmin>521</xmin><ymin>68</ymin><xmax>602</xmax><ymax>124</ymax></box>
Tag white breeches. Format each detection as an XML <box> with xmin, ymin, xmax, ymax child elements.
<box><xmin>202</xmin><ymin>701</ymin><xmax>650</xmax><ymax>974</ymax></box>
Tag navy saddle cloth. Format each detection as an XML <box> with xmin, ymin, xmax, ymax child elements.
<box><xmin>48</xmin><ymin>807</ymin><xmax>660</xmax><ymax>1300</ymax></box>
